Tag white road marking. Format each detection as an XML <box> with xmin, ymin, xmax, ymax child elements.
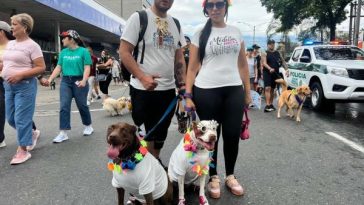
<box><xmin>326</xmin><ymin>132</ymin><xmax>364</xmax><ymax>154</ymax></box>
<box><xmin>71</xmin><ymin>108</ymin><xmax>104</xmax><ymax>113</ymax></box>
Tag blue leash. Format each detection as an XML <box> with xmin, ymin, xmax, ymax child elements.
<box><xmin>144</xmin><ymin>96</ymin><xmax>179</xmax><ymax>140</ymax></box>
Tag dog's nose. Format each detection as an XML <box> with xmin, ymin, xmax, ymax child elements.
<box><xmin>209</xmin><ymin>135</ymin><xmax>217</xmax><ymax>142</ymax></box>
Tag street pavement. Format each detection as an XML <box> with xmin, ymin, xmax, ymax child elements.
<box><xmin>0</xmin><ymin>79</ymin><xmax>364</xmax><ymax>205</ymax></box>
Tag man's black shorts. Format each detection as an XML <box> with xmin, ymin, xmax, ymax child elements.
<box><xmin>263</xmin><ymin>70</ymin><xmax>282</xmax><ymax>88</ymax></box>
<box><xmin>129</xmin><ymin>86</ymin><xmax>176</xmax><ymax>146</ymax></box>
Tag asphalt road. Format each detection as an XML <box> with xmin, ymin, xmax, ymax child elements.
<box><xmin>0</xmin><ymin>81</ymin><xmax>363</xmax><ymax>205</ymax></box>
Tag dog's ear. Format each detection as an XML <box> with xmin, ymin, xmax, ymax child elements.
<box><xmin>297</xmin><ymin>87</ymin><xmax>303</xmax><ymax>94</ymax></box>
<box><xmin>125</xmin><ymin>123</ymin><xmax>137</xmax><ymax>136</ymax></box>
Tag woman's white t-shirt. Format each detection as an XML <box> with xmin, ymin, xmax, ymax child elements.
<box><xmin>192</xmin><ymin>25</ymin><xmax>243</xmax><ymax>89</ymax></box>
<box><xmin>247</xmin><ymin>57</ymin><xmax>256</xmax><ymax>78</ymax></box>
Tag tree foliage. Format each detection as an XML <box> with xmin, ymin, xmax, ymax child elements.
<box><xmin>260</xmin><ymin>0</ymin><xmax>352</xmax><ymax>40</ymax></box>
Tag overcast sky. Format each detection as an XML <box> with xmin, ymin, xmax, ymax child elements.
<box><xmin>169</xmin><ymin>0</ymin><xmax>273</xmax><ymax>37</ymax></box>
<box><xmin>168</xmin><ymin>0</ymin><xmax>363</xmax><ymax>46</ymax></box>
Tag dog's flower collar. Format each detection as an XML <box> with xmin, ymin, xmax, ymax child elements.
<box><xmin>183</xmin><ymin>131</ymin><xmax>214</xmax><ymax>176</ymax></box>
<box><xmin>107</xmin><ymin>139</ymin><xmax>148</xmax><ymax>174</ymax></box>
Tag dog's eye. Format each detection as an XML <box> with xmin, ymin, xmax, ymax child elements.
<box><xmin>200</xmin><ymin>126</ymin><xmax>206</xmax><ymax>132</ymax></box>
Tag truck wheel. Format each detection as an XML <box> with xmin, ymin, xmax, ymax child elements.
<box><xmin>310</xmin><ymin>82</ymin><xmax>325</xmax><ymax>111</ymax></box>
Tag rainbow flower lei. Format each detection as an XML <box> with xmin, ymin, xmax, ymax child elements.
<box><xmin>202</xmin><ymin>0</ymin><xmax>232</xmax><ymax>7</ymax></box>
<box><xmin>183</xmin><ymin>130</ymin><xmax>214</xmax><ymax>176</ymax></box>
<box><xmin>107</xmin><ymin>139</ymin><xmax>148</xmax><ymax>174</ymax></box>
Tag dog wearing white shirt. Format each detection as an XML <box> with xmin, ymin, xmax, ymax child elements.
<box><xmin>106</xmin><ymin>122</ymin><xmax>173</xmax><ymax>205</ymax></box>
<box><xmin>168</xmin><ymin>120</ymin><xmax>218</xmax><ymax>205</ymax></box>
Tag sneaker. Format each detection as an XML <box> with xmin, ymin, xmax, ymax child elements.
<box><xmin>225</xmin><ymin>175</ymin><xmax>244</xmax><ymax>196</ymax></box>
<box><xmin>270</xmin><ymin>104</ymin><xmax>276</xmax><ymax>111</ymax></box>
<box><xmin>0</xmin><ymin>141</ymin><xmax>6</xmax><ymax>148</ymax></box>
<box><xmin>53</xmin><ymin>132</ymin><xmax>69</xmax><ymax>143</ymax></box>
<box><xmin>10</xmin><ymin>149</ymin><xmax>31</xmax><ymax>165</ymax></box>
<box><xmin>83</xmin><ymin>126</ymin><xmax>94</xmax><ymax>136</ymax></box>
<box><xmin>27</xmin><ymin>129</ymin><xmax>41</xmax><ymax>151</ymax></box>
<box><xmin>207</xmin><ymin>175</ymin><xmax>221</xmax><ymax>199</ymax></box>
<box><xmin>87</xmin><ymin>100</ymin><xmax>91</xmax><ymax>106</ymax></box>
<box><xmin>264</xmin><ymin>105</ymin><xmax>273</xmax><ymax>112</ymax></box>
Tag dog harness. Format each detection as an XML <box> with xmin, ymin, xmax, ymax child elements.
<box><xmin>107</xmin><ymin>139</ymin><xmax>148</xmax><ymax>174</ymax></box>
<box><xmin>288</xmin><ymin>89</ymin><xmax>304</xmax><ymax>106</ymax></box>
<box><xmin>183</xmin><ymin>131</ymin><xmax>214</xmax><ymax>176</ymax></box>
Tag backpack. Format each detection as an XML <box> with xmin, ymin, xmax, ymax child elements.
<box><xmin>120</xmin><ymin>10</ymin><xmax>181</xmax><ymax>82</ymax></box>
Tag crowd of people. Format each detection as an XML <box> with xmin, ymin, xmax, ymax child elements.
<box><xmin>0</xmin><ymin>0</ymin><xmax>289</xmax><ymax>202</ymax></box>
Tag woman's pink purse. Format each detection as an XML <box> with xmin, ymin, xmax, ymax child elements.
<box><xmin>240</xmin><ymin>108</ymin><xmax>250</xmax><ymax>140</ymax></box>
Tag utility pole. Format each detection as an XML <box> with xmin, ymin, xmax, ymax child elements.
<box><xmin>253</xmin><ymin>26</ymin><xmax>256</xmax><ymax>44</ymax></box>
<box><xmin>354</xmin><ymin>0</ymin><xmax>362</xmax><ymax>46</ymax></box>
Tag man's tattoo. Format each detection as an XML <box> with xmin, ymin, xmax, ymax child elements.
<box><xmin>174</xmin><ymin>62</ymin><xmax>185</xmax><ymax>87</ymax></box>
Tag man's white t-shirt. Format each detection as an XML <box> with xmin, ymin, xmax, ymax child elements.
<box><xmin>121</xmin><ymin>8</ymin><xmax>186</xmax><ymax>90</ymax></box>
<box><xmin>112</xmin><ymin>152</ymin><xmax>168</xmax><ymax>202</ymax></box>
<box><xmin>192</xmin><ymin>25</ymin><xmax>243</xmax><ymax>89</ymax></box>
<box><xmin>168</xmin><ymin>138</ymin><xmax>211</xmax><ymax>184</ymax></box>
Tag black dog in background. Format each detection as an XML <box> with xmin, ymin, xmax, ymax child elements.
<box><xmin>50</xmin><ymin>80</ymin><xmax>56</xmax><ymax>90</ymax></box>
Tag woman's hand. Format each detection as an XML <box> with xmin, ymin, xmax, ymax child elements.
<box><xmin>7</xmin><ymin>73</ymin><xmax>24</xmax><ymax>84</ymax></box>
<box><xmin>39</xmin><ymin>77</ymin><xmax>49</xmax><ymax>86</ymax></box>
<box><xmin>245</xmin><ymin>91</ymin><xmax>252</xmax><ymax>106</ymax></box>
<box><xmin>77</xmin><ymin>80</ymin><xmax>87</xmax><ymax>88</ymax></box>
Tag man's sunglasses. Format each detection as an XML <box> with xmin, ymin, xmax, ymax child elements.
<box><xmin>205</xmin><ymin>2</ymin><xmax>226</xmax><ymax>10</ymax></box>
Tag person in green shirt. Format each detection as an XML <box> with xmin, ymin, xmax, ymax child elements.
<box><xmin>47</xmin><ymin>30</ymin><xmax>94</xmax><ymax>143</ymax></box>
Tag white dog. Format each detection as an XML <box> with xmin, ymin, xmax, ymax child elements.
<box><xmin>168</xmin><ymin>120</ymin><xmax>218</xmax><ymax>205</ymax></box>
<box><xmin>103</xmin><ymin>97</ymin><xmax>126</xmax><ymax>116</ymax></box>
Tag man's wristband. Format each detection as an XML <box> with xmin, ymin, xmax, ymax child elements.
<box><xmin>184</xmin><ymin>93</ymin><xmax>193</xmax><ymax>99</ymax></box>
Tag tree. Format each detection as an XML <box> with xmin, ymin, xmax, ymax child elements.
<box><xmin>260</xmin><ymin>0</ymin><xmax>352</xmax><ymax>40</ymax></box>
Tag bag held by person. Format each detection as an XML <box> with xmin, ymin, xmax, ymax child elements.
<box><xmin>240</xmin><ymin>108</ymin><xmax>250</xmax><ymax>140</ymax></box>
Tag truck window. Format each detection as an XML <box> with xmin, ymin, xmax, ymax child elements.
<box><xmin>301</xmin><ymin>49</ymin><xmax>312</xmax><ymax>62</ymax></box>
<box><xmin>314</xmin><ymin>46</ymin><xmax>364</xmax><ymax>60</ymax></box>
<box><xmin>291</xmin><ymin>49</ymin><xmax>302</xmax><ymax>62</ymax></box>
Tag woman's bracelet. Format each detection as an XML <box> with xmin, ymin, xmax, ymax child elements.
<box><xmin>183</xmin><ymin>93</ymin><xmax>193</xmax><ymax>99</ymax></box>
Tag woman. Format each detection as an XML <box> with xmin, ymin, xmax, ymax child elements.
<box><xmin>1</xmin><ymin>14</ymin><xmax>45</xmax><ymax>164</ymax></box>
<box><xmin>111</xmin><ymin>57</ymin><xmax>121</xmax><ymax>85</ymax></box>
<box><xmin>246</xmin><ymin>46</ymin><xmax>258</xmax><ymax>93</ymax></box>
<box><xmin>97</xmin><ymin>50</ymin><xmax>113</xmax><ymax>98</ymax></box>
<box><xmin>47</xmin><ymin>30</ymin><xmax>94</xmax><ymax>143</ymax></box>
<box><xmin>185</xmin><ymin>0</ymin><xmax>251</xmax><ymax>198</ymax></box>
<box><xmin>86</xmin><ymin>46</ymin><xmax>100</xmax><ymax>106</ymax></box>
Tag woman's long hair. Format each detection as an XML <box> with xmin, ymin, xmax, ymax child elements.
<box><xmin>199</xmin><ymin>0</ymin><xmax>229</xmax><ymax>63</ymax></box>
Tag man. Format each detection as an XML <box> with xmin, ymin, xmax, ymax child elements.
<box><xmin>261</xmin><ymin>39</ymin><xmax>288</xmax><ymax>112</ymax></box>
<box><xmin>119</xmin><ymin>0</ymin><xmax>186</xmax><ymax>166</ymax></box>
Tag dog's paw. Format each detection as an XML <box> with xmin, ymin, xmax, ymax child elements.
<box><xmin>296</xmin><ymin>118</ymin><xmax>301</xmax><ymax>122</ymax></box>
<box><xmin>178</xmin><ymin>198</ymin><xmax>186</xmax><ymax>205</ymax></box>
<box><xmin>199</xmin><ymin>195</ymin><xmax>209</xmax><ymax>205</ymax></box>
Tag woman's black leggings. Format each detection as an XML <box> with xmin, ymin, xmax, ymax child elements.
<box><xmin>99</xmin><ymin>73</ymin><xmax>112</xmax><ymax>95</ymax></box>
<box><xmin>193</xmin><ymin>85</ymin><xmax>245</xmax><ymax>176</ymax></box>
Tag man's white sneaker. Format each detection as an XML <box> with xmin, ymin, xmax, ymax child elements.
<box><xmin>53</xmin><ymin>132</ymin><xmax>69</xmax><ymax>143</ymax></box>
<box><xmin>83</xmin><ymin>126</ymin><xmax>94</xmax><ymax>136</ymax></box>
<box><xmin>0</xmin><ymin>141</ymin><xmax>6</xmax><ymax>148</ymax></box>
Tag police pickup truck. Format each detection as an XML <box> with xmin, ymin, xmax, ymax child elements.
<box><xmin>285</xmin><ymin>44</ymin><xmax>364</xmax><ymax>111</ymax></box>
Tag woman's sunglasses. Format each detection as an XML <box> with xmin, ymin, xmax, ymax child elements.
<box><xmin>205</xmin><ymin>2</ymin><xmax>226</xmax><ymax>10</ymax></box>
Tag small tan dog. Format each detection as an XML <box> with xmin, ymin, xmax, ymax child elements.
<box><xmin>275</xmin><ymin>79</ymin><xmax>311</xmax><ymax>122</ymax></box>
<box><xmin>103</xmin><ymin>97</ymin><xmax>126</xmax><ymax>116</ymax></box>
<box><xmin>116</xmin><ymin>96</ymin><xmax>132</xmax><ymax>114</ymax></box>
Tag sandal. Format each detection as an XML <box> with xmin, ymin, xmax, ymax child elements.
<box><xmin>207</xmin><ymin>175</ymin><xmax>221</xmax><ymax>199</ymax></box>
<box><xmin>225</xmin><ymin>175</ymin><xmax>244</xmax><ymax>196</ymax></box>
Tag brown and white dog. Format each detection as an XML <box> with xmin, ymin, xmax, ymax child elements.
<box><xmin>117</xmin><ymin>96</ymin><xmax>132</xmax><ymax>114</ymax></box>
<box><xmin>103</xmin><ymin>97</ymin><xmax>126</xmax><ymax>116</ymax></box>
<box><xmin>107</xmin><ymin>122</ymin><xmax>173</xmax><ymax>205</ymax></box>
<box><xmin>168</xmin><ymin>120</ymin><xmax>218</xmax><ymax>205</ymax></box>
<box><xmin>275</xmin><ymin>79</ymin><xmax>311</xmax><ymax>122</ymax></box>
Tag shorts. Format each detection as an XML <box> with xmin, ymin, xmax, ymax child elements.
<box><xmin>129</xmin><ymin>86</ymin><xmax>176</xmax><ymax>149</ymax></box>
<box><xmin>263</xmin><ymin>70</ymin><xmax>282</xmax><ymax>88</ymax></box>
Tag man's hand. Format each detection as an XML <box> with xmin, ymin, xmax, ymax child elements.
<box><xmin>7</xmin><ymin>73</ymin><xmax>23</xmax><ymax>84</ymax></box>
<box><xmin>140</xmin><ymin>74</ymin><xmax>160</xmax><ymax>91</ymax></box>
<box><xmin>77</xmin><ymin>80</ymin><xmax>87</xmax><ymax>88</ymax></box>
<box><xmin>269</xmin><ymin>68</ymin><xmax>275</xmax><ymax>73</ymax></box>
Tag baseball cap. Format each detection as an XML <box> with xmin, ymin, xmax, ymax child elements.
<box><xmin>0</xmin><ymin>21</ymin><xmax>11</xmax><ymax>33</ymax></box>
<box><xmin>267</xmin><ymin>39</ymin><xmax>275</xmax><ymax>44</ymax></box>
<box><xmin>252</xmin><ymin>44</ymin><xmax>261</xmax><ymax>49</ymax></box>
<box><xmin>59</xmin><ymin>30</ymin><xmax>80</xmax><ymax>39</ymax></box>
<box><xmin>247</xmin><ymin>47</ymin><xmax>254</xmax><ymax>51</ymax></box>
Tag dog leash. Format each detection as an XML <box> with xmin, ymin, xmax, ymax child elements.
<box><xmin>143</xmin><ymin>96</ymin><xmax>179</xmax><ymax>140</ymax></box>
